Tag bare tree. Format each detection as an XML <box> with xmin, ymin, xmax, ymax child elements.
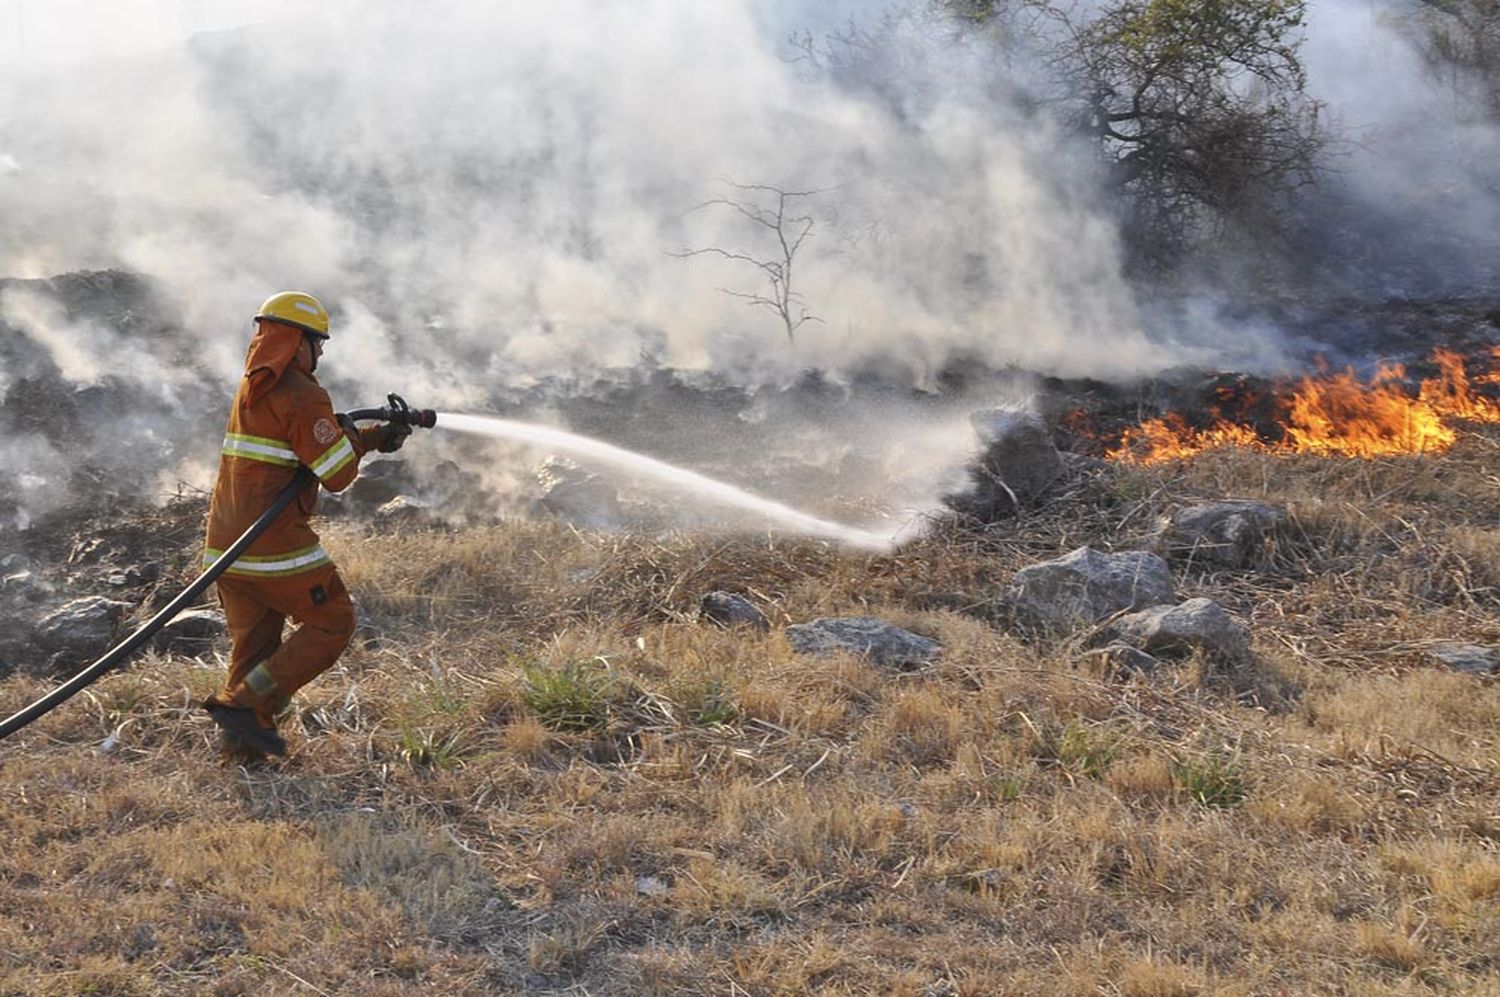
<box><xmin>674</xmin><ymin>181</ymin><xmax>826</xmax><ymax>344</ymax></box>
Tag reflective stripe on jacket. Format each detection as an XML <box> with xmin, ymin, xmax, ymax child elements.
<box><xmin>205</xmin><ymin>323</ymin><xmax>380</xmax><ymax>575</ymax></box>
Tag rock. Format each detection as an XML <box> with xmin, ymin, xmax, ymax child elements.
<box><xmin>105</xmin><ymin>564</ymin><xmax>158</xmax><ymax>588</ymax></box>
<box><xmin>635</xmin><ymin>875</ymin><xmax>669</xmax><ymax>897</ymax></box>
<box><xmin>1085</xmin><ymin>642</ymin><xmax>1161</xmax><ymax>675</ymax></box>
<box><xmin>425</xmin><ymin>459</ymin><xmax>492</xmax><ymax>525</ymax></box>
<box><xmin>785</xmin><ymin>617</ymin><xmax>942</xmax><ymax>669</ymax></box>
<box><xmin>699</xmin><ymin>591</ymin><xmax>770</xmax><ymax>632</ymax></box>
<box><xmin>151</xmin><ymin>607</ymin><xmax>227</xmax><ymax>657</ymax></box>
<box><xmin>67</xmin><ymin>536</ymin><xmax>113</xmax><ymax>565</ymax></box>
<box><xmin>2</xmin><ymin>569</ymin><xmax>53</xmax><ymax>603</ymax></box>
<box><xmin>374</xmin><ymin>495</ymin><xmax>432</xmax><ymax>527</ymax></box>
<box><xmin>1105</xmin><ymin>598</ymin><xmax>1251</xmax><ymax>661</ymax></box>
<box><xmin>536</xmin><ymin>456</ymin><xmax>623</xmax><ymax>529</ymax></box>
<box><xmin>1006</xmin><ymin>546</ymin><xmax>1176</xmax><ymax>630</ymax></box>
<box><xmin>343</xmin><ymin>458</ymin><xmax>414</xmax><ymax>511</ymax></box>
<box><xmin>944</xmin><ymin>409</ymin><xmax>1065</xmax><ymax>521</ymax></box>
<box><xmin>1160</xmin><ymin>500</ymin><xmax>1285</xmax><ymax>567</ymax></box>
<box><xmin>35</xmin><ymin>596</ymin><xmax>134</xmax><ymax>658</ymax></box>
<box><xmin>1427</xmin><ymin>642</ymin><xmax>1499</xmax><ymax>676</ymax></box>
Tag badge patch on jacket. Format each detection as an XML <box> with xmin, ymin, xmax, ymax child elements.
<box><xmin>313</xmin><ymin>418</ymin><xmax>338</xmax><ymax>445</ymax></box>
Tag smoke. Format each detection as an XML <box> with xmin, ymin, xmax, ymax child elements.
<box><xmin>4</xmin><ymin>0</ymin><xmax>1489</xmax><ymax>532</ymax></box>
<box><xmin>0</xmin><ymin>0</ymin><xmax>1227</xmax><ymax>393</ymax></box>
<box><xmin>1298</xmin><ymin>0</ymin><xmax>1500</xmax><ymax>295</ymax></box>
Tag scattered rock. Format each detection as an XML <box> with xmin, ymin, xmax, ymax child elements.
<box><xmin>944</xmin><ymin>409</ymin><xmax>1064</xmax><ymax>521</ymax></box>
<box><xmin>1085</xmin><ymin>641</ymin><xmax>1162</xmax><ymax>676</ymax></box>
<box><xmin>1104</xmin><ymin>597</ymin><xmax>1251</xmax><ymax>661</ymax></box>
<box><xmin>2</xmin><ymin>569</ymin><xmax>53</xmax><ymax>603</ymax></box>
<box><xmin>1160</xmin><ymin>500</ymin><xmax>1285</xmax><ymax>567</ymax></box>
<box><xmin>374</xmin><ymin>495</ymin><xmax>432</xmax><ymax>527</ymax></box>
<box><xmin>67</xmin><ymin>536</ymin><xmax>113</xmax><ymax>565</ymax></box>
<box><xmin>635</xmin><ymin>875</ymin><xmax>669</xmax><ymax>897</ymax></box>
<box><xmin>699</xmin><ymin>591</ymin><xmax>770</xmax><ymax>632</ymax></box>
<box><xmin>151</xmin><ymin>607</ymin><xmax>227</xmax><ymax>657</ymax></box>
<box><xmin>424</xmin><ymin>459</ymin><xmax>492</xmax><ymax>525</ymax></box>
<box><xmin>343</xmin><ymin>457</ymin><xmax>416</xmax><ymax>511</ymax></box>
<box><xmin>785</xmin><ymin>617</ymin><xmax>942</xmax><ymax>669</ymax></box>
<box><xmin>536</xmin><ymin>456</ymin><xmax>623</xmax><ymax>529</ymax></box>
<box><xmin>104</xmin><ymin>563</ymin><xmax>160</xmax><ymax>589</ymax></box>
<box><xmin>1427</xmin><ymin>642</ymin><xmax>1499</xmax><ymax>676</ymax></box>
<box><xmin>1006</xmin><ymin>546</ymin><xmax>1176</xmax><ymax>630</ymax></box>
<box><xmin>35</xmin><ymin>596</ymin><xmax>135</xmax><ymax>659</ymax></box>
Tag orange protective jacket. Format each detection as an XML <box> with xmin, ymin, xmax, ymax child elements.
<box><xmin>205</xmin><ymin>321</ymin><xmax>382</xmax><ymax>577</ymax></box>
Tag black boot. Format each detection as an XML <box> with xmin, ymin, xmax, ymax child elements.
<box><xmin>205</xmin><ymin>702</ymin><xmax>287</xmax><ymax>757</ymax></box>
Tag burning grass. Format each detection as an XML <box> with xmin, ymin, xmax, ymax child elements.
<box><xmin>1100</xmin><ymin>347</ymin><xmax>1500</xmax><ymax>463</ymax></box>
<box><xmin>2</xmin><ymin>425</ymin><xmax>1500</xmax><ymax>993</ymax></box>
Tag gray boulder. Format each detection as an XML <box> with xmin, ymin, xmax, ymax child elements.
<box><xmin>151</xmin><ymin>608</ymin><xmax>227</xmax><ymax>657</ymax></box>
<box><xmin>945</xmin><ymin>409</ymin><xmax>1064</xmax><ymax>521</ymax></box>
<box><xmin>700</xmin><ymin>591</ymin><xmax>770</xmax><ymax>632</ymax></box>
<box><xmin>1006</xmin><ymin>546</ymin><xmax>1176</xmax><ymax>630</ymax></box>
<box><xmin>1159</xmin><ymin>500</ymin><xmax>1285</xmax><ymax>567</ymax></box>
<box><xmin>1105</xmin><ymin>598</ymin><xmax>1251</xmax><ymax>661</ymax></box>
<box><xmin>343</xmin><ymin>458</ymin><xmax>416</xmax><ymax>512</ymax></box>
<box><xmin>1427</xmin><ymin>642</ymin><xmax>1499</xmax><ymax>676</ymax></box>
<box><xmin>1085</xmin><ymin>642</ymin><xmax>1162</xmax><ymax>676</ymax></box>
<box><xmin>36</xmin><ymin>596</ymin><xmax>134</xmax><ymax>659</ymax></box>
<box><xmin>785</xmin><ymin>617</ymin><xmax>942</xmax><ymax>669</ymax></box>
<box><xmin>374</xmin><ymin>495</ymin><xmax>432</xmax><ymax>527</ymax></box>
<box><xmin>537</xmin><ymin>456</ymin><xmax>623</xmax><ymax>529</ymax></box>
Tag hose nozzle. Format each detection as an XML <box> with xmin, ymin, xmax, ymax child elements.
<box><xmin>381</xmin><ymin>393</ymin><xmax>437</xmax><ymax>429</ymax></box>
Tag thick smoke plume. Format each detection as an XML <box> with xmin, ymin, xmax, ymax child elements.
<box><xmin>0</xmin><ymin>0</ymin><xmax>1494</xmax><ymax>531</ymax></box>
<box><xmin>0</xmin><ymin>0</ymin><xmax>1212</xmax><ymax>389</ymax></box>
<box><xmin>1299</xmin><ymin>0</ymin><xmax>1500</xmax><ymax>296</ymax></box>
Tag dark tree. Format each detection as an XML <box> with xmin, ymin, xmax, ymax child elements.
<box><xmin>938</xmin><ymin>0</ymin><xmax>1324</xmax><ymax>266</ymax></box>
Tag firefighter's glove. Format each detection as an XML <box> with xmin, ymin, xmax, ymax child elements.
<box><xmin>336</xmin><ymin>413</ymin><xmax>359</xmax><ymax>438</ymax></box>
<box><xmin>377</xmin><ymin>421</ymin><xmax>412</xmax><ymax>453</ymax></box>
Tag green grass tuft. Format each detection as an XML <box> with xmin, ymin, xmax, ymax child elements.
<box><xmin>1173</xmin><ymin>752</ymin><xmax>1249</xmax><ymax>808</ymax></box>
<box><xmin>522</xmin><ymin>660</ymin><xmax>613</xmax><ymax>732</ymax></box>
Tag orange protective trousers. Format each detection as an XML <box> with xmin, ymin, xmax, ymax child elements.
<box><xmin>214</xmin><ymin>563</ymin><xmax>356</xmax><ymax>725</ymax></box>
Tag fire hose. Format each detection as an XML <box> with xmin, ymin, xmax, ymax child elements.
<box><xmin>0</xmin><ymin>394</ymin><xmax>437</xmax><ymax>742</ymax></box>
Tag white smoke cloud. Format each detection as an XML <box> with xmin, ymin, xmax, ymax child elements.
<box><xmin>30</xmin><ymin>0</ymin><xmax>1485</xmax><ymax>531</ymax></box>
<box><xmin>1300</xmin><ymin>0</ymin><xmax>1500</xmax><ymax>294</ymax></box>
<box><xmin>0</xmin><ymin>0</ymin><xmax>1210</xmax><ymax>397</ymax></box>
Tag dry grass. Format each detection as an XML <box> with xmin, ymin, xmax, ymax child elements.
<box><xmin>3</xmin><ymin>429</ymin><xmax>1500</xmax><ymax>993</ymax></box>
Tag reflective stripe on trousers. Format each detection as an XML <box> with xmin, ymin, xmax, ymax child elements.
<box><xmin>203</xmin><ymin>543</ymin><xmax>332</xmax><ymax>577</ymax></box>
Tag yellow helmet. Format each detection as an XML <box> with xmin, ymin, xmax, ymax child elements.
<box><xmin>255</xmin><ymin>291</ymin><xmax>330</xmax><ymax>339</ymax></box>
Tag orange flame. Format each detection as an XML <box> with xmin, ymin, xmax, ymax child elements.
<box><xmin>1419</xmin><ymin>347</ymin><xmax>1500</xmax><ymax>421</ymax></box>
<box><xmin>1107</xmin><ymin>348</ymin><xmax>1500</xmax><ymax>464</ymax></box>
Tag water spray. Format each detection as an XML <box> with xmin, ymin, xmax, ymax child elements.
<box><xmin>435</xmin><ymin>413</ymin><xmax>908</xmax><ymax>551</ymax></box>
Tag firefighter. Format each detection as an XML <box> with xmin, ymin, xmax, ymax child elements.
<box><xmin>202</xmin><ymin>291</ymin><xmax>409</xmax><ymax>762</ymax></box>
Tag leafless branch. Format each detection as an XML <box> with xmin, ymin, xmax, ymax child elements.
<box><xmin>672</xmin><ymin>180</ymin><xmax>830</xmax><ymax>344</ymax></box>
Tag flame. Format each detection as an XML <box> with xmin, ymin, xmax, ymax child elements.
<box><xmin>1105</xmin><ymin>348</ymin><xmax>1500</xmax><ymax>464</ymax></box>
<box><xmin>1419</xmin><ymin>347</ymin><xmax>1500</xmax><ymax>421</ymax></box>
